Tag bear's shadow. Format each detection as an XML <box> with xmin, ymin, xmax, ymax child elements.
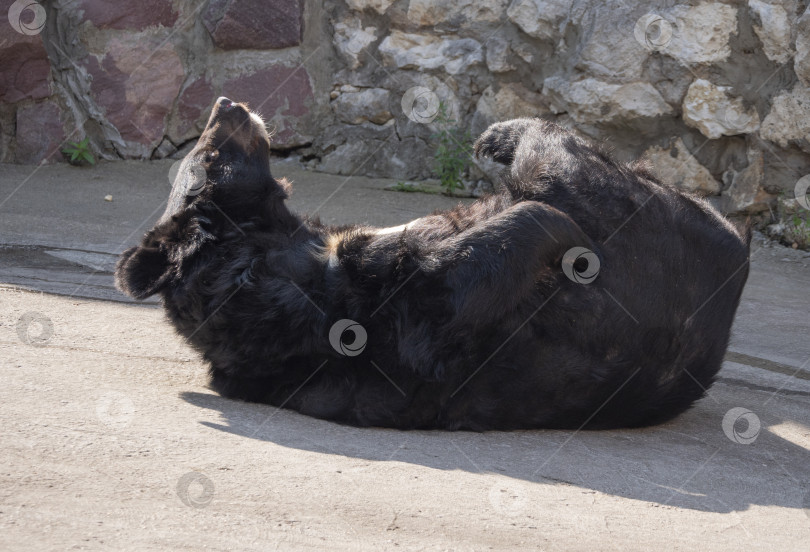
<box><xmin>180</xmin><ymin>389</ymin><xmax>810</xmax><ymax>514</ymax></box>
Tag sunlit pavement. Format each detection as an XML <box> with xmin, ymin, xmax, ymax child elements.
<box><xmin>1</xmin><ymin>160</ymin><xmax>809</xmax><ymax>550</ymax></box>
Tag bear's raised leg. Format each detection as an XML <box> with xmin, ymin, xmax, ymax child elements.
<box><xmin>439</xmin><ymin>200</ymin><xmax>596</xmax><ymax>322</ymax></box>
<box><xmin>475</xmin><ymin>117</ymin><xmax>624</xmax><ymax>202</ymax></box>
<box><xmin>473</xmin><ymin>118</ymin><xmax>541</xmax><ymax>165</ymax></box>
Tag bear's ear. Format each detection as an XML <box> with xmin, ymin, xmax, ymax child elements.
<box><xmin>115</xmin><ymin>245</ymin><xmax>171</xmax><ymax>300</ymax></box>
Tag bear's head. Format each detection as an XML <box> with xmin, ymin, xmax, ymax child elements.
<box><xmin>162</xmin><ymin>96</ymin><xmax>290</xmax><ymax>224</ymax></box>
<box><xmin>116</xmin><ymin>97</ymin><xmax>291</xmax><ymax>300</ymax></box>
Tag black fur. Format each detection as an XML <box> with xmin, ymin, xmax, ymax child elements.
<box><xmin>116</xmin><ymin>99</ymin><xmax>751</xmax><ymax>430</ymax></box>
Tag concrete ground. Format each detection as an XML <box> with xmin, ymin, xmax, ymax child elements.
<box><xmin>1</xmin><ymin>159</ymin><xmax>809</xmax><ymax>551</ymax></box>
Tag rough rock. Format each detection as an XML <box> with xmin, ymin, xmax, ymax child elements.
<box><xmin>170</xmin><ymin>78</ymin><xmax>215</xmax><ymax>142</ymax></box>
<box><xmin>472</xmin><ymin>83</ymin><xmax>547</xmax><ymax>135</ymax></box>
<box><xmin>316</xmin><ymin>121</ymin><xmax>411</xmax><ymax>176</ymax></box>
<box><xmin>795</xmin><ymin>8</ymin><xmax>810</xmax><ymax>87</ymax></box>
<box><xmin>15</xmin><ymin>101</ymin><xmax>65</xmax><ymax>164</ymax></box>
<box><xmin>484</xmin><ymin>35</ymin><xmax>515</xmax><ymax>73</ymax></box>
<box><xmin>716</xmin><ymin>149</ymin><xmax>771</xmax><ymax>214</ymax></box>
<box><xmin>79</xmin><ymin>0</ymin><xmax>177</xmax><ymax>30</ymax></box>
<box><xmin>378</xmin><ymin>31</ymin><xmax>483</xmax><ymax>75</ymax></box>
<box><xmin>0</xmin><ymin>33</ymin><xmax>51</xmax><ymax>103</ymax></box>
<box><xmin>544</xmin><ymin>77</ymin><xmax>673</xmax><ymax>124</ymax></box>
<box><xmin>512</xmin><ymin>43</ymin><xmax>534</xmax><ymax>63</ymax></box>
<box><xmin>221</xmin><ymin>65</ymin><xmax>314</xmax><ymax>148</ymax></box>
<box><xmin>643</xmin><ymin>137</ymin><xmax>721</xmax><ymax>195</ymax></box>
<box><xmin>152</xmin><ymin>137</ymin><xmax>177</xmax><ymax>159</ymax></box>
<box><xmin>331</xmin><ymin>87</ymin><xmax>392</xmax><ymax>125</ymax></box>
<box><xmin>682</xmin><ymin>79</ymin><xmax>760</xmax><ymax>139</ymax></box>
<box><xmin>642</xmin><ymin>53</ymin><xmax>694</xmax><ymax>107</ymax></box>
<box><xmin>661</xmin><ymin>3</ymin><xmax>738</xmax><ymax>65</ymax></box>
<box><xmin>408</xmin><ymin>0</ymin><xmax>507</xmax><ymax>26</ymax></box>
<box><xmin>759</xmin><ymin>84</ymin><xmax>810</xmax><ymax>153</ymax></box>
<box><xmin>378</xmin><ymin>136</ymin><xmax>435</xmax><ymax>179</ymax></box>
<box><xmin>333</xmin><ymin>20</ymin><xmax>377</xmax><ymax>70</ymax></box>
<box><xmin>203</xmin><ymin>0</ymin><xmax>303</xmax><ymax>50</ymax></box>
<box><xmin>507</xmin><ymin>0</ymin><xmax>569</xmax><ymax>42</ymax></box>
<box><xmin>748</xmin><ymin>0</ymin><xmax>793</xmax><ymax>64</ymax></box>
<box><xmin>576</xmin><ymin>2</ymin><xmax>653</xmax><ymax>80</ymax></box>
<box><xmin>84</xmin><ymin>35</ymin><xmax>184</xmax><ymax>155</ymax></box>
<box><xmin>318</xmin><ymin>141</ymin><xmax>372</xmax><ymax>175</ymax></box>
<box><xmin>345</xmin><ymin>0</ymin><xmax>395</xmax><ymax>15</ymax></box>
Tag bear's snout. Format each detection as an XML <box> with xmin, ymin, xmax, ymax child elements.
<box><xmin>216</xmin><ymin>96</ymin><xmax>234</xmax><ymax>110</ymax></box>
<box><xmin>200</xmin><ymin>96</ymin><xmax>269</xmax><ymax>154</ymax></box>
<box><xmin>209</xmin><ymin>97</ymin><xmax>249</xmax><ymax>126</ymax></box>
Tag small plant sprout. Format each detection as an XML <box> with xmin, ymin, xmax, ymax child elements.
<box><xmin>431</xmin><ymin>102</ymin><xmax>473</xmax><ymax>197</ymax></box>
<box><xmin>768</xmin><ymin>190</ymin><xmax>810</xmax><ymax>250</ymax></box>
<box><xmin>787</xmin><ymin>208</ymin><xmax>810</xmax><ymax>249</ymax></box>
<box><xmin>62</xmin><ymin>138</ymin><xmax>96</xmax><ymax>166</ymax></box>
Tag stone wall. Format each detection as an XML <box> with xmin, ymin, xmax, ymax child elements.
<box><xmin>2</xmin><ymin>0</ymin><xmax>810</xmax><ymax>216</ymax></box>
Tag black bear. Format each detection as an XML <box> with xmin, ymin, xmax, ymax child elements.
<box><xmin>116</xmin><ymin>97</ymin><xmax>750</xmax><ymax>430</ymax></box>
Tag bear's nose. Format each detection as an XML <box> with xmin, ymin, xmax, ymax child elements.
<box><xmin>216</xmin><ymin>96</ymin><xmax>234</xmax><ymax>110</ymax></box>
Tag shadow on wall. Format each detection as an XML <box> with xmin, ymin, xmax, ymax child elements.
<box><xmin>180</xmin><ymin>380</ymin><xmax>810</xmax><ymax>514</ymax></box>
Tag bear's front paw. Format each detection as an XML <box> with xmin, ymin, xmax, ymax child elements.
<box><xmin>474</xmin><ymin>119</ymin><xmax>535</xmax><ymax>165</ymax></box>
